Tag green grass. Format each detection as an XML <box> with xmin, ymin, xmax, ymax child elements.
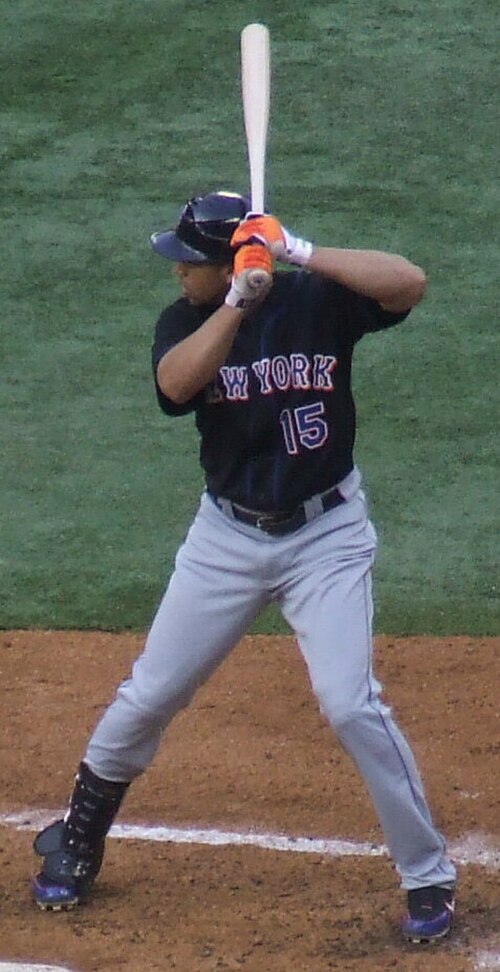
<box><xmin>1</xmin><ymin>0</ymin><xmax>498</xmax><ymax>633</ymax></box>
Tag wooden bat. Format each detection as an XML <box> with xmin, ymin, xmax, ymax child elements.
<box><xmin>240</xmin><ymin>23</ymin><xmax>271</xmax><ymax>289</ymax></box>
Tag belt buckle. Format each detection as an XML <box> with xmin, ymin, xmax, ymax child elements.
<box><xmin>256</xmin><ymin>510</ymin><xmax>298</xmax><ymax>535</ymax></box>
<box><xmin>256</xmin><ymin>513</ymin><xmax>276</xmax><ymax>532</ymax></box>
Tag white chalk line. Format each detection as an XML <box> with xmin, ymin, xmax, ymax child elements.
<box><xmin>0</xmin><ymin>966</ymin><xmax>75</xmax><ymax>971</ymax></box>
<box><xmin>475</xmin><ymin>959</ymin><xmax>500</xmax><ymax>971</ymax></box>
<box><xmin>1</xmin><ymin>811</ymin><xmax>498</xmax><ymax>972</ymax></box>
<box><xmin>474</xmin><ymin>946</ymin><xmax>500</xmax><ymax>971</ymax></box>
<box><xmin>1</xmin><ymin>809</ymin><xmax>499</xmax><ymax>870</ymax></box>
<box><xmin>480</xmin><ymin>959</ymin><xmax>500</xmax><ymax>971</ymax></box>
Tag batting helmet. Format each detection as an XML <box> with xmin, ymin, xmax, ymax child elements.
<box><xmin>150</xmin><ymin>190</ymin><xmax>251</xmax><ymax>264</ymax></box>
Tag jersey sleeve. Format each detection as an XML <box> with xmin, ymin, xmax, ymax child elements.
<box><xmin>347</xmin><ymin>292</ymin><xmax>411</xmax><ymax>339</ymax></box>
<box><xmin>151</xmin><ymin>300</ymin><xmax>204</xmax><ymax>416</ymax></box>
<box><xmin>307</xmin><ymin>274</ymin><xmax>411</xmax><ymax>342</ymax></box>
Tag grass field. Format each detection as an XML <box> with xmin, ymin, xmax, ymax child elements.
<box><xmin>1</xmin><ymin>1</ymin><xmax>498</xmax><ymax>633</ymax></box>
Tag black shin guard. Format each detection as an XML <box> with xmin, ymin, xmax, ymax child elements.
<box><xmin>65</xmin><ymin>761</ymin><xmax>129</xmax><ymax>849</ymax></box>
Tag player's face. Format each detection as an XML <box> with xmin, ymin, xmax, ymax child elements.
<box><xmin>175</xmin><ymin>262</ymin><xmax>232</xmax><ymax>306</ymax></box>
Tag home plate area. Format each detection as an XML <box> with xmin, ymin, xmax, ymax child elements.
<box><xmin>0</xmin><ymin>630</ymin><xmax>498</xmax><ymax>971</ymax></box>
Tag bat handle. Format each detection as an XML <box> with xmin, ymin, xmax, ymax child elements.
<box><xmin>247</xmin><ymin>267</ymin><xmax>272</xmax><ymax>290</ymax></box>
<box><xmin>244</xmin><ymin>213</ymin><xmax>271</xmax><ymax>291</ymax></box>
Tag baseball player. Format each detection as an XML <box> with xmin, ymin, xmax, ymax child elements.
<box><xmin>32</xmin><ymin>190</ymin><xmax>457</xmax><ymax>942</ymax></box>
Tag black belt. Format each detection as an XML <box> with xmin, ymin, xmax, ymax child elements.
<box><xmin>212</xmin><ymin>485</ymin><xmax>345</xmax><ymax>536</ymax></box>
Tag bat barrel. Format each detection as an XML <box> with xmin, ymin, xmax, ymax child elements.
<box><xmin>241</xmin><ymin>23</ymin><xmax>270</xmax><ymax>215</ymax></box>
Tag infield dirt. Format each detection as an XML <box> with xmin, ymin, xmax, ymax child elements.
<box><xmin>0</xmin><ymin>631</ymin><xmax>498</xmax><ymax>971</ymax></box>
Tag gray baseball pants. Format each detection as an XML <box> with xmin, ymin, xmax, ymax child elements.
<box><xmin>85</xmin><ymin>475</ymin><xmax>456</xmax><ymax>890</ymax></box>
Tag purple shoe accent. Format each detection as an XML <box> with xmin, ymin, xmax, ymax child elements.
<box><xmin>32</xmin><ymin>874</ymin><xmax>79</xmax><ymax>911</ymax></box>
<box><xmin>401</xmin><ymin>885</ymin><xmax>455</xmax><ymax>942</ymax></box>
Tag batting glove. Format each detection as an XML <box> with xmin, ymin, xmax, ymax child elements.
<box><xmin>225</xmin><ymin>243</ymin><xmax>274</xmax><ymax>311</ymax></box>
<box><xmin>230</xmin><ymin>214</ymin><xmax>313</xmax><ymax>267</ymax></box>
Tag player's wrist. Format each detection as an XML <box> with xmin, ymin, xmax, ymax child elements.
<box><xmin>224</xmin><ymin>284</ymin><xmax>253</xmax><ymax>311</ymax></box>
<box><xmin>269</xmin><ymin>226</ymin><xmax>313</xmax><ymax>266</ymax></box>
<box><xmin>283</xmin><ymin>231</ymin><xmax>313</xmax><ymax>267</ymax></box>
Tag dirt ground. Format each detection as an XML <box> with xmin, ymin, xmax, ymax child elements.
<box><xmin>0</xmin><ymin>630</ymin><xmax>498</xmax><ymax>972</ymax></box>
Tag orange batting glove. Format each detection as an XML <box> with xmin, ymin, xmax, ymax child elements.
<box><xmin>224</xmin><ymin>243</ymin><xmax>274</xmax><ymax>311</ymax></box>
<box><xmin>230</xmin><ymin>214</ymin><xmax>313</xmax><ymax>266</ymax></box>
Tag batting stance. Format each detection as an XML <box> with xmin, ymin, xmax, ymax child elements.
<box><xmin>32</xmin><ymin>191</ymin><xmax>457</xmax><ymax>942</ymax></box>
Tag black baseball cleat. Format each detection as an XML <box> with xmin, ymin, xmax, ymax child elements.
<box><xmin>32</xmin><ymin>819</ymin><xmax>104</xmax><ymax>911</ymax></box>
<box><xmin>401</xmin><ymin>885</ymin><xmax>455</xmax><ymax>943</ymax></box>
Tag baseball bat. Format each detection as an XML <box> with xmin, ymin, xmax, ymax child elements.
<box><xmin>240</xmin><ymin>23</ymin><xmax>271</xmax><ymax>290</ymax></box>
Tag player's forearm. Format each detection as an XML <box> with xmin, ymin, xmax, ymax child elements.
<box><xmin>156</xmin><ymin>304</ymin><xmax>244</xmax><ymax>404</ymax></box>
<box><xmin>307</xmin><ymin>246</ymin><xmax>427</xmax><ymax>312</ymax></box>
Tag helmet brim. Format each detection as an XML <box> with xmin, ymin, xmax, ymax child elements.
<box><xmin>150</xmin><ymin>230</ymin><xmax>209</xmax><ymax>264</ymax></box>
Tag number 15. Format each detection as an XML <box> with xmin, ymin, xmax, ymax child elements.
<box><xmin>279</xmin><ymin>402</ymin><xmax>329</xmax><ymax>455</ymax></box>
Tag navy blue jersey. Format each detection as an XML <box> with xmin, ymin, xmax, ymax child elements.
<box><xmin>152</xmin><ymin>270</ymin><xmax>409</xmax><ymax>511</ymax></box>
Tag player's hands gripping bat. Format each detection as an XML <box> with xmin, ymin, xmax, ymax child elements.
<box><xmin>231</xmin><ymin>214</ymin><xmax>313</xmax><ymax>267</ymax></box>
<box><xmin>225</xmin><ymin>243</ymin><xmax>274</xmax><ymax>311</ymax></box>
